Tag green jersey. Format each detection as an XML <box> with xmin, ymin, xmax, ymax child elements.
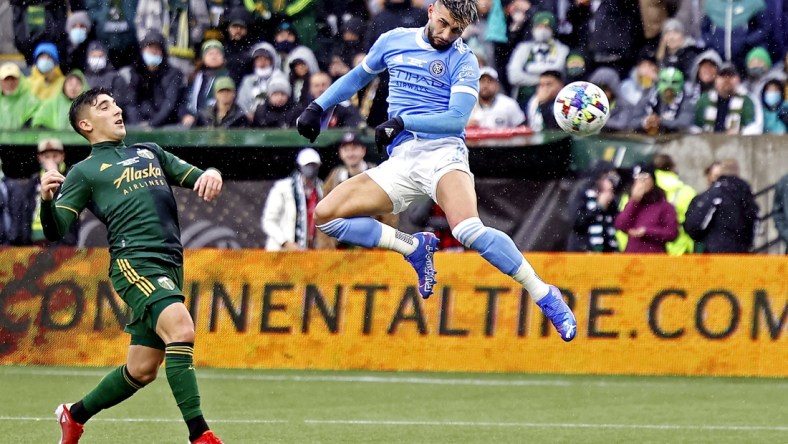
<box><xmin>41</xmin><ymin>140</ymin><xmax>207</xmax><ymax>267</ymax></box>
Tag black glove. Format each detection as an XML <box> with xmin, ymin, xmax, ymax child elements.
<box><xmin>375</xmin><ymin>116</ymin><xmax>405</xmax><ymax>150</ymax></box>
<box><xmin>296</xmin><ymin>102</ymin><xmax>324</xmax><ymax>143</ymax></box>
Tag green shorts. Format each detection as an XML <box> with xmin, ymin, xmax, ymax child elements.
<box><xmin>110</xmin><ymin>258</ymin><xmax>185</xmax><ymax>350</ymax></box>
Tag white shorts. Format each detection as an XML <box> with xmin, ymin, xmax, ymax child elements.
<box><xmin>366</xmin><ymin>136</ymin><xmax>473</xmax><ymax>214</ymax></box>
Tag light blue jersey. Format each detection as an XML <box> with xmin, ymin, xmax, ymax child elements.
<box><xmin>362</xmin><ymin>27</ymin><xmax>480</xmax><ymax>147</ymax></box>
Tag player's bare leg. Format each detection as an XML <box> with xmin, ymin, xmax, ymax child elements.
<box><xmin>156</xmin><ymin>302</ymin><xmax>222</xmax><ymax>443</ymax></box>
<box><xmin>436</xmin><ymin>170</ymin><xmax>577</xmax><ymax>341</ymax></box>
<box><xmin>315</xmin><ymin>173</ymin><xmax>440</xmax><ymax>298</ymax></box>
<box><xmin>56</xmin><ymin>346</ymin><xmax>162</xmax><ymax>443</ymax></box>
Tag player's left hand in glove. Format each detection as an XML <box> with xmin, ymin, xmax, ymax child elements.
<box><xmin>375</xmin><ymin>116</ymin><xmax>404</xmax><ymax>150</ymax></box>
<box><xmin>296</xmin><ymin>102</ymin><xmax>324</xmax><ymax>143</ymax></box>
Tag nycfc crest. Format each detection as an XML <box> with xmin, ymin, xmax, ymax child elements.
<box><xmin>429</xmin><ymin>60</ymin><xmax>446</xmax><ymax>78</ymax></box>
<box><xmin>157</xmin><ymin>276</ymin><xmax>176</xmax><ymax>291</ymax></box>
<box><xmin>137</xmin><ymin>149</ymin><xmax>155</xmax><ymax>160</ymax></box>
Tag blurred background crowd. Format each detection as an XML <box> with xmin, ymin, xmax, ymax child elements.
<box><xmin>0</xmin><ymin>0</ymin><xmax>786</xmax><ymax>254</ymax></box>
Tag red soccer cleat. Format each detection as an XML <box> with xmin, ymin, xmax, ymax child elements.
<box><xmin>192</xmin><ymin>430</ymin><xmax>224</xmax><ymax>444</ymax></box>
<box><xmin>55</xmin><ymin>404</ymin><xmax>84</xmax><ymax>444</ymax></box>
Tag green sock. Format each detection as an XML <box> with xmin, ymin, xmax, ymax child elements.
<box><xmin>165</xmin><ymin>342</ymin><xmax>203</xmax><ymax>422</ymax></box>
<box><xmin>79</xmin><ymin>365</ymin><xmax>144</xmax><ymax>421</ymax></box>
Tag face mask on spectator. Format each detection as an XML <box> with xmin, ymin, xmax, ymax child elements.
<box><xmin>764</xmin><ymin>91</ymin><xmax>782</xmax><ymax>107</ymax></box>
<box><xmin>274</xmin><ymin>41</ymin><xmax>296</xmax><ymax>53</ymax></box>
<box><xmin>748</xmin><ymin>66</ymin><xmax>767</xmax><ymax>78</ymax></box>
<box><xmin>36</xmin><ymin>58</ymin><xmax>55</xmax><ymax>74</ymax></box>
<box><xmin>567</xmin><ymin>67</ymin><xmax>585</xmax><ymax>79</ymax></box>
<box><xmin>69</xmin><ymin>28</ymin><xmax>87</xmax><ymax>46</ymax></box>
<box><xmin>532</xmin><ymin>28</ymin><xmax>552</xmax><ymax>43</ymax></box>
<box><xmin>255</xmin><ymin>66</ymin><xmax>273</xmax><ymax>78</ymax></box>
<box><xmin>299</xmin><ymin>164</ymin><xmax>319</xmax><ymax>180</ymax></box>
<box><xmin>142</xmin><ymin>52</ymin><xmax>163</xmax><ymax>67</ymax></box>
<box><xmin>87</xmin><ymin>56</ymin><xmax>107</xmax><ymax>71</ymax></box>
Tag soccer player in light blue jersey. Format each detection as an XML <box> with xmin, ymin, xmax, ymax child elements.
<box><xmin>296</xmin><ymin>0</ymin><xmax>576</xmax><ymax>341</ymax></box>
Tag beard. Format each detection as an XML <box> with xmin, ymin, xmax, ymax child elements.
<box><xmin>425</xmin><ymin>24</ymin><xmax>452</xmax><ymax>51</ymax></box>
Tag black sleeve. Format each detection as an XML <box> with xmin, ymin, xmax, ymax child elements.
<box><xmin>151</xmin><ymin>72</ymin><xmax>184</xmax><ymax>127</ymax></box>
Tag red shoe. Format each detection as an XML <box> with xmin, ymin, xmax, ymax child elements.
<box><xmin>55</xmin><ymin>404</ymin><xmax>84</xmax><ymax>444</ymax></box>
<box><xmin>192</xmin><ymin>431</ymin><xmax>224</xmax><ymax>443</ymax></box>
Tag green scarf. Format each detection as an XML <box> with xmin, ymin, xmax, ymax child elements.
<box><xmin>704</xmin><ymin>0</ymin><xmax>766</xmax><ymax>28</ymax></box>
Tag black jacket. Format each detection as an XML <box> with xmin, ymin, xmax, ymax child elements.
<box><xmin>684</xmin><ymin>175</ymin><xmax>759</xmax><ymax>253</ymax></box>
<box><xmin>126</xmin><ymin>63</ymin><xmax>184</xmax><ymax>127</ymax></box>
<box><xmin>19</xmin><ymin>172</ymin><xmax>79</xmax><ymax>246</ymax></box>
<box><xmin>197</xmin><ymin>103</ymin><xmax>249</xmax><ymax>129</ymax></box>
<box><xmin>0</xmin><ymin>177</ymin><xmax>20</xmax><ymax>245</ymax></box>
<box><xmin>253</xmin><ymin>100</ymin><xmax>304</xmax><ymax>128</ymax></box>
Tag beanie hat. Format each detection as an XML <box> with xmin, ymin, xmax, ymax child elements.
<box><xmin>746</xmin><ymin>46</ymin><xmax>772</xmax><ymax>69</ymax></box>
<box><xmin>33</xmin><ymin>42</ymin><xmax>59</xmax><ymax>64</ymax></box>
<box><xmin>531</xmin><ymin>11</ymin><xmax>556</xmax><ymax>31</ymax></box>
<box><xmin>267</xmin><ymin>76</ymin><xmax>291</xmax><ymax>96</ymax></box>
<box><xmin>66</xmin><ymin>11</ymin><xmax>92</xmax><ymax>32</ymax></box>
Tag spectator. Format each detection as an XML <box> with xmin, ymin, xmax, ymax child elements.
<box><xmin>703</xmin><ymin>160</ymin><xmax>722</xmax><ymax>187</ymax></box>
<box><xmin>31</xmin><ymin>70</ymin><xmax>88</xmax><ymax>130</ymax></box>
<box><xmin>567</xmin><ymin>161</ymin><xmax>621</xmax><ymax>253</ymax></box>
<box><xmin>237</xmin><ymin>43</ymin><xmax>285</xmax><ymax>117</ymax></box>
<box><xmin>333</xmin><ymin>17</ymin><xmax>366</xmax><ymax>71</ymax></box>
<box><xmin>261</xmin><ymin>148</ymin><xmax>324</xmax><ymax>251</ymax></box>
<box><xmin>0</xmin><ymin>156</ymin><xmax>20</xmax><ymax>245</ymax></box>
<box><xmin>467</xmin><ymin>67</ymin><xmax>525</xmax><ymax>128</ymax></box>
<box><xmin>615</xmin><ymin>163</ymin><xmax>679</xmax><ymax>253</ymax></box>
<box><xmin>631</xmin><ymin>67</ymin><xmax>696</xmax><ymax>135</ymax></box>
<box><xmin>761</xmin><ymin>79</ymin><xmax>788</xmax><ymax>134</ymax></box>
<box><xmin>84</xmin><ymin>41</ymin><xmax>129</xmax><ymax>104</ymax></box>
<box><xmin>307</xmin><ymin>72</ymin><xmax>362</xmax><ymax>128</ymax></box>
<box><xmin>252</xmin><ymin>75</ymin><xmax>303</xmax><ymax>128</ymax></box>
<box><xmin>743</xmin><ymin>46</ymin><xmax>786</xmax><ymax>96</ymax></box>
<box><xmin>620</xmin><ymin>52</ymin><xmax>659</xmax><ymax>107</ymax></box>
<box><xmin>287</xmin><ymin>47</ymin><xmax>318</xmax><ymax>106</ymax></box>
<box><xmin>316</xmin><ymin>133</ymin><xmax>399</xmax><ymax>249</ymax></box>
<box><xmin>653</xmin><ymin>154</ymin><xmax>697</xmax><ymax>255</ymax></box>
<box><xmin>674</xmin><ymin>0</ymin><xmax>704</xmax><ymax>42</ymax></box>
<box><xmin>587</xmin><ymin>67</ymin><xmax>630</xmax><ymax>132</ymax></box>
<box><xmin>126</xmin><ymin>31</ymin><xmax>184</xmax><ymax>127</ymax></box>
<box><xmin>693</xmin><ymin>63</ymin><xmax>762</xmax><ymax>134</ymax></box>
<box><xmin>656</xmin><ymin>18</ymin><xmax>701</xmax><ymax>77</ymax></box>
<box><xmin>687</xmin><ymin>49</ymin><xmax>722</xmax><ymax>101</ymax></box>
<box><xmin>639</xmin><ymin>0</ymin><xmax>678</xmax><ymax>51</ymax></box>
<box><xmin>701</xmin><ymin>0</ymin><xmax>768</xmax><ymax>71</ymax></box>
<box><xmin>565</xmin><ymin>51</ymin><xmax>587</xmax><ymax>83</ymax></box>
<box><xmin>526</xmin><ymin>70</ymin><xmax>564</xmax><ymax>132</ymax></box>
<box><xmin>196</xmin><ymin>76</ymin><xmax>249</xmax><ymax>128</ymax></box>
<box><xmin>135</xmin><ymin>0</ymin><xmax>210</xmax><ymax>79</ymax></box>
<box><xmin>568</xmin><ymin>0</ymin><xmax>644</xmax><ymax>76</ymax></box>
<box><xmin>507</xmin><ymin>11</ymin><xmax>569</xmax><ymax>108</ymax></box>
<box><xmin>19</xmin><ymin>139</ymin><xmax>79</xmax><ymax>246</ymax></box>
<box><xmin>87</xmin><ymin>0</ymin><xmax>141</xmax><ymax>68</ymax></box>
<box><xmin>28</xmin><ymin>42</ymin><xmax>65</xmax><ymax>100</ymax></box>
<box><xmin>223</xmin><ymin>7</ymin><xmax>255</xmax><ymax>85</ymax></box>
<box><xmin>274</xmin><ymin>22</ymin><xmax>318</xmax><ymax>70</ymax></box>
<box><xmin>773</xmin><ymin>173</ymin><xmax>788</xmax><ymax>253</ymax></box>
<box><xmin>12</xmin><ymin>0</ymin><xmax>68</xmax><ymax>66</ymax></box>
<box><xmin>460</xmin><ymin>0</ymin><xmax>495</xmax><ymax>66</ymax></box>
<box><xmin>0</xmin><ymin>63</ymin><xmax>40</xmax><ymax>129</ymax></box>
<box><xmin>62</xmin><ymin>11</ymin><xmax>93</xmax><ymax>74</ymax></box>
<box><xmin>181</xmin><ymin>39</ymin><xmax>229</xmax><ymax>127</ymax></box>
<box><xmin>684</xmin><ymin>159</ymin><xmax>759</xmax><ymax>253</ymax></box>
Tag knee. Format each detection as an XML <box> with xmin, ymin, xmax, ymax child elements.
<box><xmin>127</xmin><ymin>360</ymin><xmax>161</xmax><ymax>385</ymax></box>
<box><xmin>168</xmin><ymin>325</ymin><xmax>195</xmax><ymax>344</ymax></box>
<box><xmin>314</xmin><ymin>200</ymin><xmax>336</xmax><ymax>227</ymax></box>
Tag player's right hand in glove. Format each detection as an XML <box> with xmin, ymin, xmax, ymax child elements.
<box><xmin>296</xmin><ymin>102</ymin><xmax>324</xmax><ymax>142</ymax></box>
<box><xmin>375</xmin><ymin>116</ymin><xmax>404</xmax><ymax>151</ymax></box>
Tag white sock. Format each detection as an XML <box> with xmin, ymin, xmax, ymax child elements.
<box><xmin>512</xmin><ymin>261</ymin><xmax>550</xmax><ymax>301</ymax></box>
<box><xmin>378</xmin><ymin>224</ymin><xmax>418</xmax><ymax>255</ymax></box>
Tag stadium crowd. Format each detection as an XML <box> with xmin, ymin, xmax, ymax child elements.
<box><xmin>0</xmin><ymin>0</ymin><xmax>786</xmax><ymax>254</ymax></box>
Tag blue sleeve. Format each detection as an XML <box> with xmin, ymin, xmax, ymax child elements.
<box><xmin>400</xmin><ymin>92</ymin><xmax>478</xmax><ymax>133</ymax></box>
<box><xmin>314</xmin><ymin>65</ymin><xmax>377</xmax><ymax>109</ymax></box>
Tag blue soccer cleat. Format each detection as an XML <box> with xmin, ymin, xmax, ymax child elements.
<box><xmin>404</xmin><ymin>232</ymin><xmax>439</xmax><ymax>299</ymax></box>
<box><xmin>536</xmin><ymin>285</ymin><xmax>577</xmax><ymax>342</ymax></box>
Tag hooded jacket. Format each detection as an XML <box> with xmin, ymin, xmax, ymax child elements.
<box><xmin>28</xmin><ymin>65</ymin><xmax>65</xmax><ymax>101</ymax></box>
<box><xmin>684</xmin><ymin>175</ymin><xmax>759</xmax><ymax>253</ymax></box>
<box><xmin>615</xmin><ymin>188</ymin><xmax>679</xmax><ymax>253</ymax></box>
<box><xmin>238</xmin><ymin>43</ymin><xmax>284</xmax><ymax>114</ymax></box>
<box><xmin>31</xmin><ymin>71</ymin><xmax>89</xmax><ymax>130</ymax></box>
<box><xmin>126</xmin><ymin>31</ymin><xmax>184</xmax><ymax>127</ymax></box>
<box><xmin>84</xmin><ymin>42</ymin><xmax>129</xmax><ymax>105</ymax></box>
<box><xmin>0</xmin><ymin>78</ymin><xmax>41</xmax><ymax>129</ymax></box>
<box><xmin>688</xmin><ymin>49</ymin><xmax>724</xmax><ymax>100</ymax></box>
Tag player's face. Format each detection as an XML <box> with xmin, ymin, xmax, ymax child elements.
<box><xmin>426</xmin><ymin>3</ymin><xmax>465</xmax><ymax>50</ymax></box>
<box><xmin>84</xmin><ymin>94</ymin><xmax>126</xmax><ymax>141</ymax></box>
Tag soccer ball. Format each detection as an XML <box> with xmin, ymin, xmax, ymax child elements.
<box><xmin>553</xmin><ymin>81</ymin><xmax>610</xmax><ymax>136</ymax></box>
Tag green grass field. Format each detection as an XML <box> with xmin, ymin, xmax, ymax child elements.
<box><xmin>0</xmin><ymin>366</ymin><xmax>785</xmax><ymax>443</ymax></box>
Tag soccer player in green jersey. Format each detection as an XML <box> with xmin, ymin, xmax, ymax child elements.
<box><xmin>40</xmin><ymin>88</ymin><xmax>224</xmax><ymax>444</ymax></box>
